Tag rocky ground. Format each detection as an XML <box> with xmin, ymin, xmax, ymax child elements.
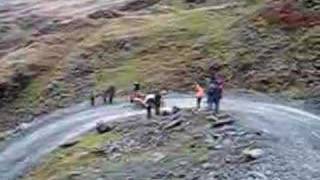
<box><xmin>0</xmin><ymin>0</ymin><xmax>319</xmax><ymax>132</ymax></box>
<box><xmin>25</xmin><ymin>108</ymin><xmax>297</xmax><ymax>180</ymax></box>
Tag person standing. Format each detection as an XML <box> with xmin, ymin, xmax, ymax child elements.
<box><xmin>207</xmin><ymin>80</ymin><xmax>222</xmax><ymax>114</ymax></box>
<box><xmin>107</xmin><ymin>85</ymin><xmax>116</xmax><ymax>104</ymax></box>
<box><xmin>195</xmin><ymin>82</ymin><xmax>205</xmax><ymax>109</ymax></box>
<box><xmin>130</xmin><ymin>82</ymin><xmax>141</xmax><ymax>103</ymax></box>
<box><xmin>133</xmin><ymin>82</ymin><xmax>140</xmax><ymax>92</ymax></box>
<box><xmin>144</xmin><ymin>94</ymin><xmax>156</xmax><ymax>119</ymax></box>
<box><xmin>90</xmin><ymin>91</ymin><xmax>96</xmax><ymax>106</ymax></box>
<box><xmin>102</xmin><ymin>89</ymin><xmax>108</xmax><ymax>104</ymax></box>
<box><xmin>154</xmin><ymin>91</ymin><xmax>162</xmax><ymax>115</ymax></box>
<box><xmin>102</xmin><ymin>86</ymin><xmax>116</xmax><ymax>104</ymax></box>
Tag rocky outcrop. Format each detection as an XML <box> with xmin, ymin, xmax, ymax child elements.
<box><xmin>0</xmin><ymin>66</ymin><xmax>37</xmax><ymax>107</ymax></box>
<box><xmin>88</xmin><ymin>10</ymin><xmax>123</xmax><ymax>19</ymax></box>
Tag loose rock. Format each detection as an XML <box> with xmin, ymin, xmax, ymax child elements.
<box><xmin>152</xmin><ymin>152</ymin><xmax>166</xmax><ymax>162</ymax></box>
<box><xmin>206</xmin><ymin>115</ymin><xmax>219</xmax><ymax>122</ymax></box>
<box><xmin>212</xmin><ymin>118</ymin><xmax>235</xmax><ymax>128</ymax></box>
<box><xmin>60</xmin><ymin>138</ymin><xmax>80</xmax><ymax>148</ymax></box>
<box><xmin>164</xmin><ymin>119</ymin><xmax>183</xmax><ymax>130</ymax></box>
<box><xmin>96</xmin><ymin>122</ymin><xmax>113</xmax><ymax>134</ymax></box>
<box><xmin>243</xmin><ymin>148</ymin><xmax>265</xmax><ymax>160</ymax></box>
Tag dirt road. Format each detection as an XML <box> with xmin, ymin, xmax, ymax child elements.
<box><xmin>0</xmin><ymin>92</ymin><xmax>320</xmax><ymax>179</ymax></box>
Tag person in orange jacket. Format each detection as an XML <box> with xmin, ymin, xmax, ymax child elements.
<box><xmin>195</xmin><ymin>82</ymin><xmax>205</xmax><ymax>109</ymax></box>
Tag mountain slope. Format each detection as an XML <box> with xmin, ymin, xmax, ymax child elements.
<box><xmin>0</xmin><ymin>0</ymin><xmax>319</xmax><ymax>131</ymax></box>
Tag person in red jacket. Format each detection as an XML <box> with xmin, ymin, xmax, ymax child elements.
<box><xmin>195</xmin><ymin>82</ymin><xmax>205</xmax><ymax>109</ymax></box>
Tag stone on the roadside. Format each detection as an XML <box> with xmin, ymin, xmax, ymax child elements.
<box><xmin>152</xmin><ymin>152</ymin><xmax>166</xmax><ymax>162</ymax></box>
<box><xmin>60</xmin><ymin>138</ymin><xmax>80</xmax><ymax>148</ymax></box>
<box><xmin>91</xmin><ymin>148</ymin><xmax>107</xmax><ymax>156</ymax></box>
<box><xmin>96</xmin><ymin>122</ymin><xmax>113</xmax><ymax>134</ymax></box>
<box><xmin>110</xmin><ymin>153</ymin><xmax>122</xmax><ymax>160</ymax></box>
<box><xmin>68</xmin><ymin>171</ymin><xmax>81</xmax><ymax>177</ymax></box>
<box><xmin>243</xmin><ymin>148</ymin><xmax>265</xmax><ymax>160</ymax></box>
<box><xmin>175</xmin><ymin>173</ymin><xmax>186</xmax><ymax>178</ymax></box>
<box><xmin>206</xmin><ymin>115</ymin><xmax>219</xmax><ymax>122</ymax></box>
<box><xmin>192</xmin><ymin>133</ymin><xmax>203</xmax><ymax>140</ymax></box>
<box><xmin>169</xmin><ymin>113</ymin><xmax>181</xmax><ymax>121</ymax></box>
<box><xmin>88</xmin><ymin>10</ymin><xmax>123</xmax><ymax>19</ymax></box>
<box><xmin>202</xmin><ymin>162</ymin><xmax>214</xmax><ymax>170</ymax></box>
<box><xmin>172</xmin><ymin>106</ymin><xmax>181</xmax><ymax>114</ymax></box>
<box><xmin>216</xmin><ymin>113</ymin><xmax>230</xmax><ymax>119</ymax></box>
<box><xmin>210</xmin><ymin>144</ymin><xmax>223</xmax><ymax>150</ymax></box>
<box><xmin>179</xmin><ymin>161</ymin><xmax>188</xmax><ymax>166</ymax></box>
<box><xmin>164</xmin><ymin>119</ymin><xmax>183</xmax><ymax>130</ymax></box>
<box><xmin>211</xmin><ymin>118</ymin><xmax>235</xmax><ymax>128</ymax></box>
<box><xmin>161</xmin><ymin>109</ymin><xmax>171</xmax><ymax>116</ymax></box>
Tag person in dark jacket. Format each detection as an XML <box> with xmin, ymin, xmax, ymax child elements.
<box><xmin>154</xmin><ymin>91</ymin><xmax>162</xmax><ymax>115</ymax></box>
<box><xmin>107</xmin><ymin>85</ymin><xmax>116</xmax><ymax>104</ymax></box>
<box><xmin>207</xmin><ymin>81</ymin><xmax>222</xmax><ymax>114</ymax></box>
<box><xmin>90</xmin><ymin>91</ymin><xmax>96</xmax><ymax>106</ymax></box>
<box><xmin>102</xmin><ymin>89</ymin><xmax>108</xmax><ymax>104</ymax></box>
<box><xmin>103</xmin><ymin>86</ymin><xmax>116</xmax><ymax>104</ymax></box>
<box><xmin>133</xmin><ymin>82</ymin><xmax>140</xmax><ymax>92</ymax></box>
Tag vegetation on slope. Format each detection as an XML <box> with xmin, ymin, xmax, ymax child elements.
<box><xmin>0</xmin><ymin>0</ymin><xmax>319</xmax><ymax>131</ymax></box>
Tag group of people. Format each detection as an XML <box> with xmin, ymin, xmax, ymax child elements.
<box><xmin>194</xmin><ymin>73</ymin><xmax>224</xmax><ymax>114</ymax></box>
<box><xmin>130</xmin><ymin>82</ymin><xmax>163</xmax><ymax>118</ymax></box>
<box><xmin>90</xmin><ymin>85</ymin><xmax>116</xmax><ymax>106</ymax></box>
<box><xmin>89</xmin><ymin>64</ymin><xmax>224</xmax><ymax>116</ymax></box>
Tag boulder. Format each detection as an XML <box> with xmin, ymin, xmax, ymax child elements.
<box><xmin>216</xmin><ymin>113</ymin><xmax>230</xmax><ymax>119</ymax></box>
<box><xmin>169</xmin><ymin>113</ymin><xmax>182</xmax><ymax>121</ymax></box>
<box><xmin>161</xmin><ymin>109</ymin><xmax>171</xmax><ymax>116</ymax></box>
<box><xmin>202</xmin><ymin>162</ymin><xmax>214</xmax><ymax>170</ymax></box>
<box><xmin>91</xmin><ymin>148</ymin><xmax>107</xmax><ymax>156</ymax></box>
<box><xmin>243</xmin><ymin>148</ymin><xmax>265</xmax><ymax>160</ymax></box>
<box><xmin>172</xmin><ymin>106</ymin><xmax>181</xmax><ymax>114</ymax></box>
<box><xmin>60</xmin><ymin>138</ymin><xmax>80</xmax><ymax>148</ymax></box>
<box><xmin>164</xmin><ymin>119</ymin><xmax>183</xmax><ymax>130</ymax></box>
<box><xmin>212</xmin><ymin>118</ymin><xmax>235</xmax><ymax>128</ymax></box>
<box><xmin>96</xmin><ymin>122</ymin><xmax>113</xmax><ymax>134</ymax></box>
<box><xmin>88</xmin><ymin>10</ymin><xmax>123</xmax><ymax>19</ymax></box>
<box><xmin>206</xmin><ymin>115</ymin><xmax>218</xmax><ymax>122</ymax></box>
<box><xmin>68</xmin><ymin>171</ymin><xmax>81</xmax><ymax>177</ymax></box>
<box><xmin>152</xmin><ymin>152</ymin><xmax>167</xmax><ymax>162</ymax></box>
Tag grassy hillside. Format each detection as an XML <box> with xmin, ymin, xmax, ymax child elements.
<box><xmin>0</xmin><ymin>0</ymin><xmax>319</xmax><ymax>131</ymax></box>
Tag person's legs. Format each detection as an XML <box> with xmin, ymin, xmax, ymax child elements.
<box><xmin>109</xmin><ymin>94</ymin><xmax>113</xmax><ymax>104</ymax></box>
<box><xmin>103</xmin><ymin>96</ymin><xmax>107</xmax><ymax>104</ymax></box>
<box><xmin>197</xmin><ymin>97</ymin><xmax>202</xmax><ymax>109</ymax></box>
<box><xmin>214</xmin><ymin>98</ymin><xmax>220</xmax><ymax>114</ymax></box>
<box><xmin>207</xmin><ymin>95</ymin><xmax>213</xmax><ymax>111</ymax></box>
<box><xmin>155</xmin><ymin>104</ymin><xmax>161</xmax><ymax>115</ymax></box>
<box><xmin>147</xmin><ymin>105</ymin><xmax>152</xmax><ymax>119</ymax></box>
<box><xmin>91</xmin><ymin>97</ymin><xmax>95</xmax><ymax>106</ymax></box>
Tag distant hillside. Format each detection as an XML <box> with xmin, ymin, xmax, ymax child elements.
<box><xmin>0</xmin><ymin>0</ymin><xmax>319</xmax><ymax>131</ymax></box>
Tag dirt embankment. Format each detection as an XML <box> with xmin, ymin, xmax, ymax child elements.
<box><xmin>0</xmin><ymin>0</ymin><xmax>319</xmax><ymax>132</ymax></box>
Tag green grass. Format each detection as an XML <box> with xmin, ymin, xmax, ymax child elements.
<box><xmin>26</xmin><ymin>132</ymin><xmax>121</xmax><ymax>180</ymax></box>
<box><xmin>95</xmin><ymin>59</ymin><xmax>140</xmax><ymax>91</ymax></box>
<box><xmin>77</xmin><ymin>131</ymin><xmax>121</xmax><ymax>149</ymax></box>
<box><xmin>12</xmin><ymin>79</ymin><xmax>43</xmax><ymax>111</ymax></box>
